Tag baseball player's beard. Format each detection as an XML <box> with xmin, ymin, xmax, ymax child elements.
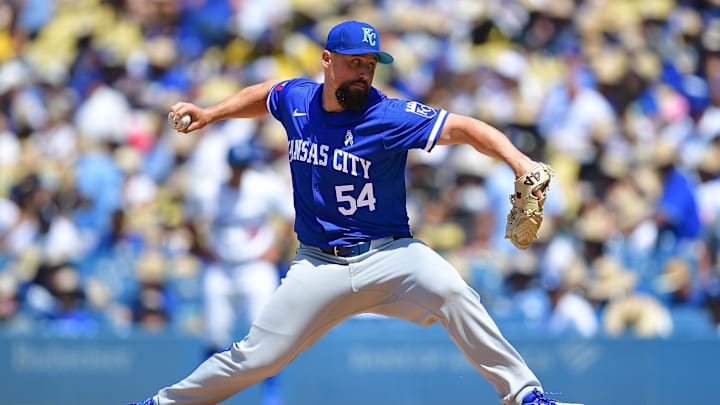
<box><xmin>335</xmin><ymin>79</ymin><xmax>370</xmax><ymax>111</ymax></box>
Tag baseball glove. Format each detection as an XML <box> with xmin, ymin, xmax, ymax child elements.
<box><xmin>505</xmin><ymin>163</ymin><xmax>554</xmax><ymax>250</ymax></box>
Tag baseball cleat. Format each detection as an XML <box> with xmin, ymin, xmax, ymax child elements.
<box><xmin>522</xmin><ymin>388</ymin><xmax>584</xmax><ymax>405</ymax></box>
<box><xmin>126</xmin><ymin>398</ymin><xmax>156</xmax><ymax>405</ymax></box>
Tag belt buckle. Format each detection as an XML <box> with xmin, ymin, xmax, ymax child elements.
<box><xmin>333</xmin><ymin>246</ymin><xmax>340</xmax><ymax>256</ymax></box>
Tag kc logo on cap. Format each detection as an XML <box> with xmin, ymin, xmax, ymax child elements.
<box><xmin>325</xmin><ymin>20</ymin><xmax>394</xmax><ymax>64</ymax></box>
<box><xmin>361</xmin><ymin>27</ymin><xmax>377</xmax><ymax>46</ymax></box>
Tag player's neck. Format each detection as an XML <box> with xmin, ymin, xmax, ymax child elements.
<box><xmin>322</xmin><ymin>85</ymin><xmax>345</xmax><ymax>112</ymax></box>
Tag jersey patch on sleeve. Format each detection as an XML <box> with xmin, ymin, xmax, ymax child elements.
<box><xmin>274</xmin><ymin>81</ymin><xmax>289</xmax><ymax>92</ymax></box>
<box><xmin>405</xmin><ymin>101</ymin><xmax>437</xmax><ymax>118</ymax></box>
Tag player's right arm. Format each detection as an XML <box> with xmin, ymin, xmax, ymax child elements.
<box><xmin>169</xmin><ymin>79</ymin><xmax>277</xmax><ymax>133</ymax></box>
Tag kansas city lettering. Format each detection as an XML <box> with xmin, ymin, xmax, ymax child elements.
<box><xmin>288</xmin><ymin>139</ymin><xmax>329</xmax><ymax>166</ymax></box>
<box><xmin>288</xmin><ymin>140</ymin><xmax>371</xmax><ymax>179</ymax></box>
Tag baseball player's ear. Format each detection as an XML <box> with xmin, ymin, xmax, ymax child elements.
<box><xmin>321</xmin><ymin>50</ymin><xmax>332</xmax><ymax>67</ymax></box>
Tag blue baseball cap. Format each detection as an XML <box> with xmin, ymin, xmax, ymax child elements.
<box><xmin>325</xmin><ymin>21</ymin><xmax>394</xmax><ymax>64</ymax></box>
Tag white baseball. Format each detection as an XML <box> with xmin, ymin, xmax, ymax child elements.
<box><xmin>168</xmin><ymin>112</ymin><xmax>191</xmax><ymax>130</ymax></box>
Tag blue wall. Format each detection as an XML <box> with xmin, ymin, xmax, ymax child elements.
<box><xmin>0</xmin><ymin>319</ymin><xmax>714</xmax><ymax>405</ymax></box>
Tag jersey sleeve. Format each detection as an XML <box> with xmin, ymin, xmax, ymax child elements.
<box><xmin>380</xmin><ymin>99</ymin><xmax>449</xmax><ymax>153</ymax></box>
<box><xmin>266</xmin><ymin>78</ymin><xmax>316</xmax><ymax>122</ymax></box>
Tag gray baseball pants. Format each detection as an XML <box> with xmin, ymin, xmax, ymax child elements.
<box><xmin>152</xmin><ymin>238</ymin><xmax>541</xmax><ymax>405</ymax></box>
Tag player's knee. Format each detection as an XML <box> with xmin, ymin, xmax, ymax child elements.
<box><xmin>230</xmin><ymin>342</ymin><xmax>293</xmax><ymax>376</ymax></box>
<box><xmin>440</xmin><ymin>284</ymin><xmax>482</xmax><ymax>310</ymax></box>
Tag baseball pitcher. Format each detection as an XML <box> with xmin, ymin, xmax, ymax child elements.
<box><xmin>131</xmin><ymin>20</ymin><xmax>580</xmax><ymax>405</ymax></box>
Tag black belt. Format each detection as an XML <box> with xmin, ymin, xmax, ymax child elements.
<box><xmin>320</xmin><ymin>241</ymin><xmax>373</xmax><ymax>257</ymax></box>
<box><xmin>313</xmin><ymin>236</ymin><xmax>408</xmax><ymax>258</ymax></box>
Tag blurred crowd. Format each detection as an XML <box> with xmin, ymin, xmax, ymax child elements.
<box><xmin>1</xmin><ymin>0</ymin><xmax>720</xmax><ymax>340</ymax></box>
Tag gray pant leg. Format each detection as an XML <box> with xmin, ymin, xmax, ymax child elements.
<box><xmin>357</xmin><ymin>239</ymin><xmax>540</xmax><ymax>405</ymax></box>
<box><xmin>156</xmin><ymin>251</ymin><xmax>374</xmax><ymax>404</ymax></box>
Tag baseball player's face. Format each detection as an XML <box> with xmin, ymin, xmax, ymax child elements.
<box><xmin>324</xmin><ymin>52</ymin><xmax>377</xmax><ymax>110</ymax></box>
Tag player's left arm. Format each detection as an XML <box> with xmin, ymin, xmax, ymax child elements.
<box><xmin>437</xmin><ymin>113</ymin><xmax>537</xmax><ymax>178</ymax></box>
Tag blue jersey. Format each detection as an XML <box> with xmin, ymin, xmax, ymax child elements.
<box><xmin>266</xmin><ymin>78</ymin><xmax>449</xmax><ymax>247</ymax></box>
